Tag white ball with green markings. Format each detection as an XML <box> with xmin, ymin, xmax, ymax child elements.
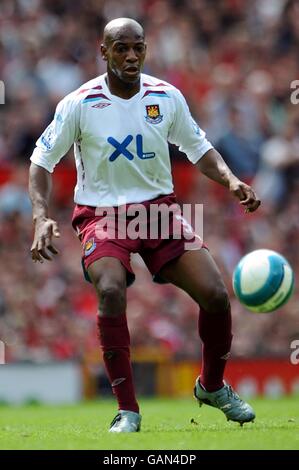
<box><xmin>233</xmin><ymin>249</ymin><xmax>294</xmax><ymax>313</ymax></box>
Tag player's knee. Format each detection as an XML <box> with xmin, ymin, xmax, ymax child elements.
<box><xmin>97</xmin><ymin>282</ymin><xmax>126</xmax><ymax>317</ymax></box>
<box><xmin>204</xmin><ymin>286</ymin><xmax>230</xmax><ymax>314</ymax></box>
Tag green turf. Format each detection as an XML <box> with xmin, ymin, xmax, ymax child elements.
<box><xmin>0</xmin><ymin>397</ymin><xmax>298</xmax><ymax>450</ymax></box>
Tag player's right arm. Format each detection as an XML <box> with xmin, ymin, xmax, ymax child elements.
<box><xmin>29</xmin><ymin>93</ymin><xmax>80</xmax><ymax>262</ymax></box>
<box><xmin>29</xmin><ymin>164</ymin><xmax>60</xmax><ymax>262</ymax></box>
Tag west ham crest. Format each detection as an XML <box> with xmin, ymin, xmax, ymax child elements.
<box><xmin>145</xmin><ymin>104</ymin><xmax>163</xmax><ymax>124</ymax></box>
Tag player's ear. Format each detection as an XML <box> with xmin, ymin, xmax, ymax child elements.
<box><xmin>100</xmin><ymin>44</ymin><xmax>108</xmax><ymax>61</ymax></box>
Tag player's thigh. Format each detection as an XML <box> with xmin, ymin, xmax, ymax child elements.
<box><xmin>87</xmin><ymin>257</ymin><xmax>127</xmax><ymax>290</ymax></box>
<box><xmin>159</xmin><ymin>248</ymin><xmax>229</xmax><ymax>311</ymax></box>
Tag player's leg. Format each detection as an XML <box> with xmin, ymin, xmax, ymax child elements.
<box><xmin>88</xmin><ymin>257</ymin><xmax>141</xmax><ymax>432</ymax></box>
<box><xmin>88</xmin><ymin>256</ymin><xmax>127</xmax><ymax>317</ymax></box>
<box><xmin>159</xmin><ymin>248</ymin><xmax>232</xmax><ymax>391</ymax></box>
<box><xmin>159</xmin><ymin>248</ymin><xmax>255</xmax><ymax>424</ymax></box>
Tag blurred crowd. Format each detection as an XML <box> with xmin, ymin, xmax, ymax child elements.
<box><xmin>0</xmin><ymin>0</ymin><xmax>299</xmax><ymax>363</ymax></box>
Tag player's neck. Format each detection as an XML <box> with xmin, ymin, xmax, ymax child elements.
<box><xmin>105</xmin><ymin>72</ymin><xmax>140</xmax><ymax>99</ymax></box>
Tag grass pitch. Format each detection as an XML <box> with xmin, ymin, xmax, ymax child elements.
<box><xmin>0</xmin><ymin>397</ymin><xmax>298</xmax><ymax>450</ymax></box>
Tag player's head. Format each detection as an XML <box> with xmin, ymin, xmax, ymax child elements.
<box><xmin>101</xmin><ymin>18</ymin><xmax>146</xmax><ymax>84</ymax></box>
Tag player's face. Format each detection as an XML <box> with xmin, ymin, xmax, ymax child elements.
<box><xmin>102</xmin><ymin>36</ymin><xmax>146</xmax><ymax>84</ymax></box>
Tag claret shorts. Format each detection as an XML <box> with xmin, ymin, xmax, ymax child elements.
<box><xmin>72</xmin><ymin>193</ymin><xmax>205</xmax><ymax>286</ymax></box>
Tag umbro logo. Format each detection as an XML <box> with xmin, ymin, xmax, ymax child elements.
<box><xmin>111</xmin><ymin>377</ymin><xmax>126</xmax><ymax>387</ymax></box>
<box><xmin>92</xmin><ymin>102</ymin><xmax>111</xmax><ymax>109</ymax></box>
<box><xmin>220</xmin><ymin>404</ymin><xmax>232</xmax><ymax>410</ymax></box>
<box><xmin>221</xmin><ymin>352</ymin><xmax>231</xmax><ymax>360</ymax></box>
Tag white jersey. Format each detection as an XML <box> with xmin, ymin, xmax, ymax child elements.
<box><xmin>30</xmin><ymin>73</ymin><xmax>213</xmax><ymax>207</ymax></box>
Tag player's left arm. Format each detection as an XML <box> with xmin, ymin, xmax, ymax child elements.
<box><xmin>196</xmin><ymin>148</ymin><xmax>261</xmax><ymax>213</ymax></box>
<box><xmin>168</xmin><ymin>88</ymin><xmax>260</xmax><ymax>213</ymax></box>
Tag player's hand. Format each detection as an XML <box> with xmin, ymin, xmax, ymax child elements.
<box><xmin>229</xmin><ymin>180</ymin><xmax>261</xmax><ymax>213</ymax></box>
<box><xmin>31</xmin><ymin>218</ymin><xmax>60</xmax><ymax>263</ymax></box>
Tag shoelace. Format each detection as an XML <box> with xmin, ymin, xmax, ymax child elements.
<box><xmin>227</xmin><ymin>385</ymin><xmax>242</xmax><ymax>402</ymax></box>
<box><xmin>110</xmin><ymin>413</ymin><xmax>122</xmax><ymax>427</ymax></box>
<box><xmin>214</xmin><ymin>385</ymin><xmax>242</xmax><ymax>408</ymax></box>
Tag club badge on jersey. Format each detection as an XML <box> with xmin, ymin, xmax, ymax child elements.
<box><xmin>84</xmin><ymin>238</ymin><xmax>96</xmax><ymax>256</ymax></box>
<box><xmin>145</xmin><ymin>104</ymin><xmax>163</xmax><ymax>124</ymax></box>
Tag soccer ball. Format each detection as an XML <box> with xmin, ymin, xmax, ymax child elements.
<box><xmin>232</xmin><ymin>249</ymin><xmax>294</xmax><ymax>313</ymax></box>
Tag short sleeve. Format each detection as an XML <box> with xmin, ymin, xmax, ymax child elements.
<box><xmin>30</xmin><ymin>94</ymin><xmax>80</xmax><ymax>173</ymax></box>
<box><xmin>168</xmin><ymin>90</ymin><xmax>213</xmax><ymax>164</ymax></box>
